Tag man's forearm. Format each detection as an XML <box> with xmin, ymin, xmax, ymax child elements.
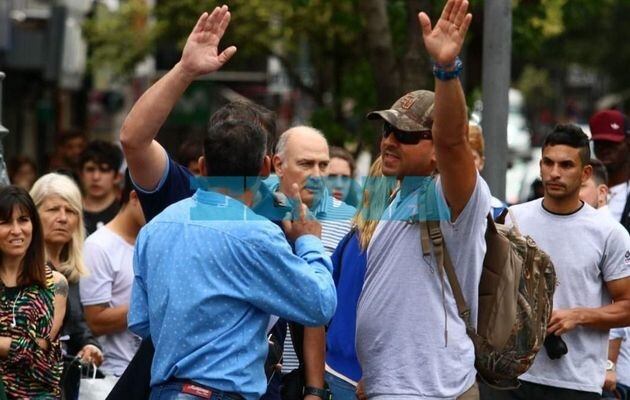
<box><xmin>608</xmin><ymin>338</ymin><xmax>622</xmax><ymax>363</ymax></box>
<box><xmin>85</xmin><ymin>305</ymin><xmax>130</xmax><ymax>336</ymax></box>
<box><xmin>577</xmin><ymin>301</ymin><xmax>630</xmax><ymax>330</ymax></box>
<box><xmin>120</xmin><ymin>63</ymin><xmax>195</xmax><ymax>150</ymax></box>
<box><xmin>303</xmin><ymin>326</ymin><xmax>326</xmax><ymax>388</ymax></box>
<box><xmin>433</xmin><ymin>77</ymin><xmax>468</xmax><ymax>149</ymax></box>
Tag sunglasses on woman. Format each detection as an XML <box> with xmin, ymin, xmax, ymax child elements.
<box><xmin>382</xmin><ymin>122</ymin><xmax>432</xmax><ymax>145</ymax></box>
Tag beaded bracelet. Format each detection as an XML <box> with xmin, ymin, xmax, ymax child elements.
<box><xmin>432</xmin><ymin>57</ymin><xmax>463</xmax><ymax>81</ymax></box>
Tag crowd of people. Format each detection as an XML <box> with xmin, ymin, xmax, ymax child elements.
<box><xmin>0</xmin><ymin>0</ymin><xmax>629</xmax><ymax>399</ymax></box>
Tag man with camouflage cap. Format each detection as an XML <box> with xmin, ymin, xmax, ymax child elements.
<box><xmin>355</xmin><ymin>0</ymin><xmax>491</xmax><ymax>398</ymax></box>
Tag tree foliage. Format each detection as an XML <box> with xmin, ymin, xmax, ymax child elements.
<box><xmin>84</xmin><ymin>0</ymin><xmax>630</xmax><ymax>151</ymax></box>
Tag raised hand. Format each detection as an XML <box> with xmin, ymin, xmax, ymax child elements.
<box><xmin>418</xmin><ymin>0</ymin><xmax>472</xmax><ymax>66</ymax></box>
<box><xmin>281</xmin><ymin>184</ymin><xmax>322</xmax><ymax>241</ymax></box>
<box><xmin>180</xmin><ymin>5</ymin><xmax>237</xmax><ymax>78</ymax></box>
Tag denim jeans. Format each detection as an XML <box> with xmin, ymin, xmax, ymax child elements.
<box><xmin>324</xmin><ymin>372</ymin><xmax>356</xmax><ymax>400</ymax></box>
<box><xmin>149</xmin><ymin>381</ymin><xmax>243</xmax><ymax>400</ymax></box>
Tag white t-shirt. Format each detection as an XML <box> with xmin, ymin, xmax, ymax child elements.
<box><xmin>610</xmin><ymin>328</ymin><xmax>630</xmax><ymax>387</ymax></box>
<box><xmin>509</xmin><ymin>199</ymin><xmax>630</xmax><ymax>394</ymax></box>
<box><xmin>356</xmin><ymin>175</ymin><xmax>491</xmax><ymax>399</ymax></box>
<box><xmin>80</xmin><ymin>226</ymin><xmax>141</xmax><ymax>376</ymax></box>
<box><xmin>608</xmin><ymin>182</ymin><xmax>629</xmax><ymax>222</ymax></box>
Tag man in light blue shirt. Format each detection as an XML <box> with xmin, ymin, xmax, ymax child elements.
<box><xmin>127</xmin><ymin>36</ymin><xmax>337</xmax><ymax>398</ymax></box>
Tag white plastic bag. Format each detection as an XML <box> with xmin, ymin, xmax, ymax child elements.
<box><xmin>78</xmin><ymin>365</ymin><xmax>117</xmax><ymax>400</ymax></box>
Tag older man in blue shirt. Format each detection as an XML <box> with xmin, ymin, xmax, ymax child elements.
<box><xmin>128</xmin><ymin>75</ymin><xmax>336</xmax><ymax>400</ymax></box>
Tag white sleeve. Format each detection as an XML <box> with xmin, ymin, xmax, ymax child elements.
<box><xmin>601</xmin><ymin>222</ymin><xmax>630</xmax><ymax>282</ymax></box>
<box><xmin>80</xmin><ymin>240</ymin><xmax>115</xmax><ymax>306</ymax></box>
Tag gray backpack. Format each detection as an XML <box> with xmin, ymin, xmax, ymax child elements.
<box><xmin>420</xmin><ymin>204</ymin><xmax>556</xmax><ymax>388</ymax></box>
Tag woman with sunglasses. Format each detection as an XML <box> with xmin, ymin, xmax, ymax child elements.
<box><xmin>0</xmin><ymin>185</ymin><xmax>67</xmax><ymax>398</ymax></box>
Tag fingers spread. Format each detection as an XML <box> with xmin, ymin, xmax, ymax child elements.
<box><xmin>453</xmin><ymin>0</ymin><xmax>469</xmax><ymax>27</ymax></box>
<box><xmin>216</xmin><ymin>10</ymin><xmax>232</xmax><ymax>40</ymax></box>
<box><xmin>440</xmin><ymin>0</ymin><xmax>456</xmax><ymax>23</ymax></box>
<box><xmin>193</xmin><ymin>12</ymin><xmax>209</xmax><ymax>34</ymax></box>
<box><xmin>460</xmin><ymin>13</ymin><xmax>473</xmax><ymax>35</ymax></box>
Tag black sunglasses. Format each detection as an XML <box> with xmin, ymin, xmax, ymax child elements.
<box><xmin>382</xmin><ymin>122</ymin><xmax>432</xmax><ymax>145</ymax></box>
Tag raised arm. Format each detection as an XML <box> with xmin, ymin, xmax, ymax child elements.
<box><xmin>120</xmin><ymin>6</ymin><xmax>236</xmax><ymax>190</ymax></box>
<box><xmin>419</xmin><ymin>0</ymin><xmax>475</xmax><ymax>220</ymax></box>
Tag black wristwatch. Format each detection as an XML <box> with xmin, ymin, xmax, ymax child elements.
<box><xmin>303</xmin><ymin>386</ymin><xmax>331</xmax><ymax>400</ymax></box>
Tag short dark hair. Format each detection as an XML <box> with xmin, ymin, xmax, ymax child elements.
<box><xmin>329</xmin><ymin>146</ymin><xmax>356</xmax><ymax>176</ymax></box>
<box><xmin>79</xmin><ymin>140</ymin><xmax>123</xmax><ymax>171</ymax></box>
<box><xmin>177</xmin><ymin>137</ymin><xmax>203</xmax><ymax>167</ymax></box>
<box><xmin>57</xmin><ymin>129</ymin><xmax>87</xmax><ymax>146</ymax></box>
<box><xmin>588</xmin><ymin>158</ymin><xmax>608</xmax><ymax>186</ymax></box>
<box><xmin>208</xmin><ymin>101</ymin><xmax>277</xmax><ymax>156</ymax></box>
<box><xmin>120</xmin><ymin>169</ymin><xmax>133</xmax><ymax>206</ymax></box>
<box><xmin>542</xmin><ymin>124</ymin><xmax>591</xmax><ymax>166</ymax></box>
<box><xmin>0</xmin><ymin>186</ymin><xmax>46</xmax><ymax>288</ymax></box>
<box><xmin>203</xmin><ymin>120</ymin><xmax>266</xmax><ymax>178</ymax></box>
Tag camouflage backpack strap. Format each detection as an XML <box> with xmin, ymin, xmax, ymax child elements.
<box><xmin>422</xmin><ymin>221</ymin><xmax>475</xmax><ymax>337</ymax></box>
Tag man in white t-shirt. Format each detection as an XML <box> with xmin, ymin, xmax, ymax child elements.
<box><xmin>589</xmin><ymin>110</ymin><xmax>629</xmax><ymax>231</ymax></box>
<box><xmin>80</xmin><ymin>170</ymin><xmax>145</xmax><ymax>378</ymax></box>
<box><xmin>480</xmin><ymin>125</ymin><xmax>630</xmax><ymax>400</ymax></box>
<box><xmin>579</xmin><ymin>158</ymin><xmax>610</xmax><ymax>213</ymax></box>
<box><xmin>355</xmin><ymin>1</ymin><xmax>492</xmax><ymax>399</ymax></box>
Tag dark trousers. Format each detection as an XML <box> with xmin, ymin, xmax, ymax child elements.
<box><xmin>479</xmin><ymin>380</ymin><xmax>600</xmax><ymax>400</ymax></box>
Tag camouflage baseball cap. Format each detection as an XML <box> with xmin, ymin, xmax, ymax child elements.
<box><xmin>367</xmin><ymin>90</ymin><xmax>435</xmax><ymax>131</ymax></box>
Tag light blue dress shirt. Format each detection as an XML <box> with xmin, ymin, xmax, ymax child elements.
<box><xmin>128</xmin><ymin>189</ymin><xmax>336</xmax><ymax>400</ymax></box>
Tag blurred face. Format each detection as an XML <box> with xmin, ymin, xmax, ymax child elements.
<box><xmin>12</xmin><ymin>164</ymin><xmax>37</xmax><ymax>191</ymax></box>
<box><xmin>380</xmin><ymin>123</ymin><xmax>435</xmax><ymax>179</ymax></box>
<box><xmin>593</xmin><ymin>139</ymin><xmax>629</xmax><ymax>173</ymax></box>
<box><xmin>274</xmin><ymin>130</ymin><xmax>330</xmax><ymax>208</ymax></box>
<box><xmin>62</xmin><ymin>137</ymin><xmax>87</xmax><ymax>165</ymax></box>
<box><xmin>0</xmin><ymin>206</ymin><xmax>33</xmax><ymax>260</ymax></box>
<box><xmin>540</xmin><ymin>145</ymin><xmax>591</xmax><ymax>201</ymax></box>
<box><xmin>38</xmin><ymin>196</ymin><xmax>79</xmax><ymax>246</ymax></box>
<box><xmin>80</xmin><ymin>161</ymin><xmax>120</xmax><ymax>200</ymax></box>
<box><xmin>579</xmin><ymin>177</ymin><xmax>608</xmax><ymax>209</ymax></box>
<box><xmin>327</xmin><ymin>157</ymin><xmax>352</xmax><ymax>201</ymax></box>
<box><xmin>471</xmin><ymin>150</ymin><xmax>485</xmax><ymax>171</ymax></box>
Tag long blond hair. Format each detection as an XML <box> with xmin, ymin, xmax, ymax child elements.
<box><xmin>30</xmin><ymin>173</ymin><xmax>87</xmax><ymax>283</ymax></box>
<box><xmin>353</xmin><ymin>157</ymin><xmax>398</xmax><ymax>250</ymax></box>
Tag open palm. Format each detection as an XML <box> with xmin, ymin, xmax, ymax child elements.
<box><xmin>180</xmin><ymin>6</ymin><xmax>237</xmax><ymax>77</ymax></box>
<box><xmin>419</xmin><ymin>0</ymin><xmax>472</xmax><ymax>66</ymax></box>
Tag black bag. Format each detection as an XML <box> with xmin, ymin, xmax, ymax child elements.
<box><xmin>280</xmin><ymin>367</ymin><xmax>304</xmax><ymax>400</ymax></box>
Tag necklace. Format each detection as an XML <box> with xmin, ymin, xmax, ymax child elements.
<box><xmin>10</xmin><ymin>290</ymin><xmax>22</xmax><ymax>328</ymax></box>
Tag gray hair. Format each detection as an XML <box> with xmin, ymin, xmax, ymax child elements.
<box><xmin>275</xmin><ymin>126</ymin><xmax>327</xmax><ymax>161</ymax></box>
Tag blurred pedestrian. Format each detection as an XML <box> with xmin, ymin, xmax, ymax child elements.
<box><xmin>78</xmin><ymin>141</ymin><xmax>123</xmax><ymax>235</ymax></box>
<box><xmin>30</xmin><ymin>173</ymin><xmax>103</xmax><ymax>400</ymax></box>
<box><xmin>589</xmin><ymin>110</ymin><xmax>630</xmax><ymax>231</ymax></box>
<box><xmin>326</xmin><ymin>146</ymin><xmax>360</xmax><ymax>207</ymax></box>
<box><xmin>7</xmin><ymin>156</ymin><xmax>37</xmax><ymax>191</ymax></box>
<box><xmin>48</xmin><ymin>129</ymin><xmax>87</xmax><ymax>174</ymax></box>
<box><xmin>80</xmin><ymin>170</ymin><xmax>144</xmax><ymax>385</ymax></box>
<box><xmin>468</xmin><ymin>124</ymin><xmax>507</xmax><ymax>218</ymax></box>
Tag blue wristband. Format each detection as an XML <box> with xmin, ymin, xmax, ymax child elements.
<box><xmin>432</xmin><ymin>57</ymin><xmax>463</xmax><ymax>81</ymax></box>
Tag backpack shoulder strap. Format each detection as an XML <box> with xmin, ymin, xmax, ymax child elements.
<box><xmin>421</xmin><ymin>221</ymin><xmax>473</xmax><ymax>330</ymax></box>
